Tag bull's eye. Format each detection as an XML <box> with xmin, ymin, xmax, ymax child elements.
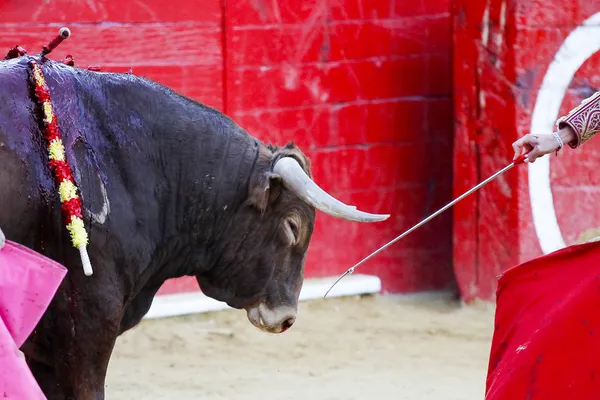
<box><xmin>288</xmin><ymin>219</ymin><xmax>299</xmax><ymax>240</ymax></box>
<box><xmin>283</xmin><ymin>218</ymin><xmax>300</xmax><ymax>246</ymax></box>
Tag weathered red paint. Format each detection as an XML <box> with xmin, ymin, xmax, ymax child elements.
<box><xmin>225</xmin><ymin>0</ymin><xmax>454</xmax><ymax>294</ymax></box>
<box><xmin>0</xmin><ymin>0</ymin><xmax>455</xmax><ymax>295</ymax></box>
<box><xmin>453</xmin><ymin>1</ymin><xmax>600</xmax><ymax>302</ymax></box>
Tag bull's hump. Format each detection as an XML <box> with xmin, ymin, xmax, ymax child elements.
<box><xmin>0</xmin><ymin>56</ymin><xmax>30</xmax><ymax>72</ymax></box>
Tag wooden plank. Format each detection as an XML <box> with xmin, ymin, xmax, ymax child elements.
<box><xmin>229</xmin><ymin>16</ymin><xmax>451</xmax><ymax>65</ymax></box>
<box><xmin>451</xmin><ymin>0</ymin><xmax>486</xmax><ymax>302</ymax></box>
<box><xmin>228</xmin><ymin>0</ymin><xmax>331</xmax><ymax>25</ymax></box>
<box><xmin>514</xmin><ymin>0</ymin><xmax>578</xmax><ymax>27</ymax></box>
<box><xmin>309</xmin><ymin>141</ymin><xmax>453</xmax><ymax>193</ymax></box>
<box><xmin>329</xmin><ymin>0</ymin><xmax>394</xmax><ymax>20</ymax></box>
<box><xmin>231</xmin><ymin>105</ymin><xmax>332</xmax><ymax>149</ymax></box>
<box><xmin>0</xmin><ymin>0</ymin><xmax>221</xmax><ymax>23</ymax></box>
<box><xmin>0</xmin><ymin>24</ymin><xmax>222</xmax><ymax>67</ymax></box>
<box><xmin>392</xmin><ymin>0</ymin><xmax>451</xmax><ymax>17</ymax></box>
<box><xmin>228</xmin><ymin>56</ymin><xmax>443</xmax><ymax>110</ymax></box>
<box><xmin>231</xmin><ymin>98</ymin><xmax>451</xmax><ymax>150</ymax></box>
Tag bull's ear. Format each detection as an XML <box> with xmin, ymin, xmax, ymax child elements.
<box><xmin>247</xmin><ymin>171</ymin><xmax>282</xmax><ymax>213</ymax></box>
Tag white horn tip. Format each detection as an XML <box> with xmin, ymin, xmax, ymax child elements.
<box><xmin>371</xmin><ymin>214</ymin><xmax>391</xmax><ymax>222</ymax></box>
<box><xmin>348</xmin><ymin>212</ymin><xmax>391</xmax><ymax>223</ymax></box>
<box><xmin>274</xmin><ymin>156</ymin><xmax>391</xmax><ymax>223</ymax></box>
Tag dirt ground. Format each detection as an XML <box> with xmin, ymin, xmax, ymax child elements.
<box><xmin>105</xmin><ymin>293</ymin><xmax>496</xmax><ymax>400</ymax></box>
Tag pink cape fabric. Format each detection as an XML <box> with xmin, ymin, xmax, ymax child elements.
<box><xmin>0</xmin><ymin>240</ymin><xmax>68</xmax><ymax>399</ymax></box>
<box><xmin>486</xmin><ymin>240</ymin><xmax>600</xmax><ymax>399</ymax></box>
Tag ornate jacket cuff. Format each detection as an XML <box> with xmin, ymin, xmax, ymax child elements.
<box><xmin>556</xmin><ymin>91</ymin><xmax>600</xmax><ymax>148</ymax></box>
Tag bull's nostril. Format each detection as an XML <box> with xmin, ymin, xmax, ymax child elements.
<box><xmin>280</xmin><ymin>317</ymin><xmax>295</xmax><ymax>332</ymax></box>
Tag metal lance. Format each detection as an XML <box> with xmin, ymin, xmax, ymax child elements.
<box><xmin>323</xmin><ymin>152</ymin><xmax>530</xmax><ymax>298</ymax></box>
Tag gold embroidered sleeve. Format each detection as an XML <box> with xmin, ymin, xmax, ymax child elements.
<box><xmin>556</xmin><ymin>91</ymin><xmax>600</xmax><ymax>148</ymax></box>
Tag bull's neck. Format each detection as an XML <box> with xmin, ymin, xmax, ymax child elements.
<box><xmin>136</xmin><ymin>100</ymin><xmax>262</xmax><ymax>287</ymax></box>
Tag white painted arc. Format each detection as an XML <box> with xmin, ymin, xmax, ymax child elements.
<box><xmin>529</xmin><ymin>12</ymin><xmax>600</xmax><ymax>254</ymax></box>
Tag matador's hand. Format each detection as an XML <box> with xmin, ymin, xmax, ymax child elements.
<box><xmin>512</xmin><ymin>127</ymin><xmax>576</xmax><ymax>163</ymax></box>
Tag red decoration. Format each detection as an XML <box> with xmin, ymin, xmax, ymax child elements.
<box><xmin>61</xmin><ymin>54</ymin><xmax>75</xmax><ymax>66</ymax></box>
<box><xmin>48</xmin><ymin>159</ymin><xmax>74</xmax><ymax>184</ymax></box>
<box><xmin>61</xmin><ymin>198</ymin><xmax>84</xmax><ymax>222</ymax></box>
<box><xmin>486</xmin><ymin>241</ymin><xmax>600</xmax><ymax>399</ymax></box>
<box><xmin>3</xmin><ymin>45</ymin><xmax>27</xmax><ymax>60</ymax></box>
<box><xmin>44</xmin><ymin>123</ymin><xmax>60</xmax><ymax>142</ymax></box>
<box><xmin>35</xmin><ymin>89</ymin><xmax>51</xmax><ymax>106</ymax></box>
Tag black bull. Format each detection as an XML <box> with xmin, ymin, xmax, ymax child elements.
<box><xmin>0</xmin><ymin>56</ymin><xmax>389</xmax><ymax>399</ymax></box>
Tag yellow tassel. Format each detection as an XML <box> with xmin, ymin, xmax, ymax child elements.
<box><xmin>32</xmin><ymin>67</ymin><xmax>45</xmax><ymax>86</ymax></box>
<box><xmin>48</xmin><ymin>138</ymin><xmax>65</xmax><ymax>161</ymax></box>
<box><xmin>58</xmin><ymin>179</ymin><xmax>78</xmax><ymax>202</ymax></box>
<box><xmin>43</xmin><ymin>102</ymin><xmax>54</xmax><ymax>124</ymax></box>
<box><xmin>67</xmin><ymin>216</ymin><xmax>88</xmax><ymax>248</ymax></box>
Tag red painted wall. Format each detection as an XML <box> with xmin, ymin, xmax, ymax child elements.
<box><xmin>0</xmin><ymin>0</ymin><xmax>455</xmax><ymax>295</ymax></box>
<box><xmin>222</xmin><ymin>0</ymin><xmax>455</xmax><ymax>295</ymax></box>
<box><xmin>453</xmin><ymin>1</ymin><xmax>600</xmax><ymax>302</ymax></box>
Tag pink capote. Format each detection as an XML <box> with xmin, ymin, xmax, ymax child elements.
<box><xmin>0</xmin><ymin>240</ymin><xmax>68</xmax><ymax>399</ymax></box>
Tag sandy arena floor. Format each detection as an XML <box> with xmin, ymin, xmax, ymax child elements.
<box><xmin>106</xmin><ymin>293</ymin><xmax>496</xmax><ymax>400</ymax></box>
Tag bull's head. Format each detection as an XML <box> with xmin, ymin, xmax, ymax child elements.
<box><xmin>196</xmin><ymin>143</ymin><xmax>389</xmax><ymax>334</ymax></box>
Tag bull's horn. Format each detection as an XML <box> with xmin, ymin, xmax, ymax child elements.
<box><xmin>273</xmin><ymin>157</ymin><xmax>390</xmax><ymax>223</ymax></box>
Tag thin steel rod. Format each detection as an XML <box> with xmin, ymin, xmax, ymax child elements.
<box><xmin>323</xmin><ymin>162</ymin><xmax>517</xmax><ymax>298</ymax></box>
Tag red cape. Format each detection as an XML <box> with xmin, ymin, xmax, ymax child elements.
<box><xmin>486</xmin><ymin>240</ymin><xmax>600</xmax><ymax>399</ymax></box>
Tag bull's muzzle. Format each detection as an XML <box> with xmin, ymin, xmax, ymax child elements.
<box><xmin>245</xmin><ymin>303</ymin><xmax>297</xmax><ymax>334</ymax></box>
